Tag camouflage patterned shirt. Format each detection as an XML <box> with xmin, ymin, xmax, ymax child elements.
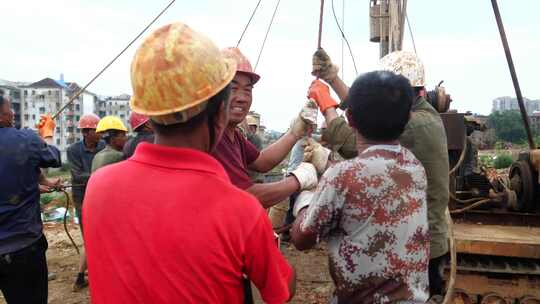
<box><xmin>299</xmin><ymin>144</ymin><xmax>429</xmax><ymax>303</ymax></box>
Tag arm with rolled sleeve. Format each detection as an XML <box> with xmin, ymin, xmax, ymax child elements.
<box><xmin>244</xmin><ymin>213</ymin><xmax>295</xmax><ymax>303</ymax></box>
<box><xmin>290</xmin><ymin>169</ymin><xmax>344</xmax><ymax>250</ymax></box>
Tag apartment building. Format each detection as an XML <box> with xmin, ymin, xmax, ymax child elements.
<box><xmin>0</xmin><ymin>79</ymin><xmax>27</xmax><ymax>128</ymax></box>
<box><xmin>492</xmin><ymin>96</ymin><xmax>540</xmax><ymax>114</ymax></box>
<box><xmin>96</xmin><ymin>94</ymin><xmax>131</xmax><ymax>129</ymax></box>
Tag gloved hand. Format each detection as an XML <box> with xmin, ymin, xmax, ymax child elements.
<box><xmin>312</xmin><ymin>48</ymin><xmax>339</xmax><ymax>83</ymax></box>
<box><xmin>290</xmin><ymin>162</ymin><xmax>318</xmax><ymax>191</ymax></box>
<box><xmin>304</xmin><ymin>138</ymin><xmax>331</xmax><ymax>175</ymax></box>
<box><xmin>293</xmin><ymin>190</ymin><xmax>315</xmax><ymax>217</ymax></box>
<box><xmin>308</xmin><ymin>80</ymin><xmax>338</xmax><ymax>113</ymax></box>
<box><xmin>37</xmin><ymin>115</ymin><xmax>56</xmax><ymax>138</ymax></box>
<box><xmin>290</xmin><ymin>100</ymin><xmax>317</xmax><ymax>139</ymax></box>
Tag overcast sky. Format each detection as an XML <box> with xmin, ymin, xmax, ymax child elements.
<box><xmin>1</xmin><ymin>0</ymin><xmax>539</xmax><ymax>131</ymax></box>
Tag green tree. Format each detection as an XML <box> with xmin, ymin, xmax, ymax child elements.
<box><xmin>487</xmin><ymin>110</ymin><xmax>529</xmax><ymax>143</ymax></box>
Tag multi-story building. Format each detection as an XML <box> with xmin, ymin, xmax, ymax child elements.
<box><xmin>96</xmin><ymin>94</ymin><xmax>131</xmax><ymax>129</ymax></box>
<box><xmin>492</xmin><ymin>96</ymin><xmax>540</xmax><ymax>114</ymax></box>
<box><xmin>0</xmin><ymin>79</ymin><xmax>27</xmax><ymax>128</ymax></box>
<box><xmin>19</xmin><ymin>77</ymin><xmax>97</xmax><ymax>157</ymax></box>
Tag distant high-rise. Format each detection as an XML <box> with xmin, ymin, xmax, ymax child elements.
<box><xmin>492</xmin><ymin>96</ymin><xmax>540</xmax><ymax>114</ymax></box>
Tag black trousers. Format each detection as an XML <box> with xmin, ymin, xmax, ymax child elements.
<box><xmin>0</xmin><ymin>236</ymin><xmax>48</xmax><ymax>304</ymax></box>
<box><xmin>428</xmin><ymin>254</ymin><xmax>446</xmax><ymax>296</ymax></box>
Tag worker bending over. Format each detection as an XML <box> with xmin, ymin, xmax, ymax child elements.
<box><xmin>91</xmin><ymin>116</ymin><xmax>128</xmax><ymax>173</ymax></box>
<box><xmin>67</xmin><ymin>113</ymin><xmax>105</xmax><ymax>291</ymax></box>
<box><xmin>310</xmin><ymin>49</ymin><xmax>449</xmax><ymax>297</ymax></box>
<box><xmin>0</xmin><ymin>89</ymin><xmax>61</xmax><ymax>304</ymax></box>
<box><xmin>291</xmin><ymin>71</ymin><xmax>430</xmax><ymax>302</ymax></box>
<box><xmin>83</xmin><ymin>22</ymin><xmax>295</xmax><ymax>303</ymax></box>
<box><xmin>213</xmin><ymin>47</ymin><xmax>318</xmax><ymax>208</ymax></box>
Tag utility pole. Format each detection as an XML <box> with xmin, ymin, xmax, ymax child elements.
<box><xmin>370</xmin><ymin>0</ymin><xmax>407</xmax><ymax>58</ymax></box>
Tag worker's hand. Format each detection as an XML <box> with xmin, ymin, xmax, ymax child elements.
<box><xmin>37</xmin><ymin>115</ymin><xmax>56</xmax><ymax>139</ymax></box>
<box><xmin>303</xmin><ymin>138</ymin><xmax>331</xmax><ymax>175</ymax></box>
<box><xmin>291</xmin><ymin>162</ymin><xmax>318</xmax><ymax>191</ymax></box>
<box><xmin>312</xmin><ymin>48</ymin><xmax>339</xmax><ymax>83</ymax></box>
<box><xmin>290</xmin><ymin>100</ymin><xmax>317</xmax><ymax>139</ymax></box>
<box><xmin>293</xmin><ymin>190</ymin><xmax>315</xmax><ymax>217</ymax></box>
<box><xmin>308</xmin><ymin>80</ymin><xmax>338</xmax><ymax>113</ymax></box>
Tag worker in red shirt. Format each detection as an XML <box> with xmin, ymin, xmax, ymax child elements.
<box><xmin>213</xmin><ymin>47</ymin><xmax>318</xmax><ymax>208</ymax></box>
<box><xmin>82</xmin><ymin>22</ymin><xmax>295</xmax><ymax>304</ymax></box>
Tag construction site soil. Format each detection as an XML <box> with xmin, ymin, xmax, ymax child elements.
<box><xmin>0</xmin><ymin>222</ymin><xmax>333</xmax><ymax>304</ymax></box>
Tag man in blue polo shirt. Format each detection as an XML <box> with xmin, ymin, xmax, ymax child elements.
<box><xmin>0</xmin><ymin>89</ymin><xmax>62</xmax><ymax>303</ymax></box>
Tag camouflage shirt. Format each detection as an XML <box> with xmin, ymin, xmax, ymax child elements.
<box><xmin>322</xmin><ymin>97</ymin><xmax>449</xmax><ymax>259</ymax></box>
<box><xmin>299</xmin><ymin>145</ymin><xmax>429</xmax><ymax>303</ymax></box>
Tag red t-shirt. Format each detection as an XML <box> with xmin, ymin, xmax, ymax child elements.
<box><xmin>212</xmin><ymin>129</ymin><xmax>260</xmax><ymax>190</ymax></box>
<box><xmin>83</xmin><ymin>143</ymin><xmax>292</xmax><ymax>304</ymax></box>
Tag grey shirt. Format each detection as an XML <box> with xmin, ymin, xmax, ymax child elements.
<box><xmin>67</xmin><ymin>140</ymin><xmax>105</xmax><ymax>204</ymax></box>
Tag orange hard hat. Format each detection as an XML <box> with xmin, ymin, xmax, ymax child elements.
<box><xmin>78</xmin><ymin>113</ymin><xmax>100</xmax><ymax>129</ymax></box>
<box><xmin>130</xmin><ymin>112</ymin><xmax>149</xmax><ymax>131</ymax></box>
<box><xmin>221</xmin><ymin>47</ymin><xmax>260</xmax><ymax>84</ymax></box>
<box><xmin>130</xmin><ymin>22</ymin><xmax>237</xmax><ymax>125</ymax></box>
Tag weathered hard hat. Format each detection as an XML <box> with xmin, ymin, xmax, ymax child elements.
<box><xmin>129</xmin><ymin>112</ymin><xmax>149</xmax><ymax>131</ymax></box>
<box><xmin>78</xmin><ymin>113</ymin><xmax>100</xmax><ymax>129</ymax></box>
<box><xmin>96</xmin><ymin>116</ymin><xmax>128</xmax><ymax>133</ymax></box>
<box><xmin>246</xmin><ymin>115</ymin><xmax>258</xmax><ymax>126</ymax></box>
<box><xmin>379</xmin><ymin>51</ymin><xmax>425</xmax><ymax>87</ymax></box>
<box><xmin>221</xmin><ymin>47</ymin><xmax>260</xmax><ymax>84</ymax></box>
<box><xmin>130</xmin><ymin>22</ymin><xmax>237</xmax><ymax>125</ymax></box>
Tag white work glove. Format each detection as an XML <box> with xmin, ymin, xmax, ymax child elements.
<box><xmin>293</xmin><ymin>190</ymin><xmax>315</xmax><ymax>217</ymax></box>
<box><xmin>290</xmin><ymin>100</ymin><xmax>318</xmax><ymax>139</ymax></box>
<box><xmin>303</xmin><ymin>138</ymin><xmax>331</xmax><ymax>175</ymax></box>
<box><xmin>312</xmin><ymin>48</ymin><xmax>339</xmax><ymax>83</ymax></box>
<box><xmin>290</xmin><ymin>162</ymin><xmax>318</xmax><ymax>191</ymax></box>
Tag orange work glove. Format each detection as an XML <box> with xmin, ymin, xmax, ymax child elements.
<box><xmin>308</xmin><ymin>80</ymin><xmax>338</xmax><ymax>113</ymax></box>
<box><xmin>37</xmin><ymin>114</ymin><xmax>56</xmax><ymax>138</ymax></box>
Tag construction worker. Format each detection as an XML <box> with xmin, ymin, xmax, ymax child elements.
<box><xmin>0</xmin><ymin>89</ymin><xmax>61</xmax><ymax>303</ymax></box>
<box><xmin>66</xmin><ymin>113</ymin><xmax>105</xmax><ymax>291</ymax></box>
<box><xmin>291</xmin><ymin>70</ymin><xmax>429</xmax><ymax>302</ymax></box>
<box><xmin>310</xmin><ymin>49</ymin><xmax>450</xmax><ymax>297</ymax></box>
<box><xmin>123</xmin><ymin>111</ymin><xmax>154</xmax><ymax>158</ymax></box>
<box><xmin>91</xmin><ymin>116</ymin><xmax>128</xmax><ymax>173</ymax></box>
<box><xmin>213</xmin><ymin>47</ymin><xmax>318</xmax><ymax>208</ymax></box>
<box><xmin>83</xmin><ymin>22</ymin><xmax>295</xmax><ymax>303</ymax></box>
<box><xmin>245</xmin><ymin>115</ymin><xmax>263</xmax><ymax>150</ymax></box>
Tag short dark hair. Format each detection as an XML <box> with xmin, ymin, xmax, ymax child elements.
<box><xmin>345</xmin><ymin>70</ymin><xmax>414</xmax><ymax>141</ymax></box>
<box><xmin>151</xmin><ymin>84</ymin><xmax>231</xmax><ymax>146</ymax></box>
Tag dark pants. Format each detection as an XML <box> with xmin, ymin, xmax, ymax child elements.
<box><xmin>0</xmin><ymin>236</ymin><xmax>48</xmax><ymax>304</ymax></box>
<box><xmin>428</xmin><ymin>254</ymin><xmax>447</xmax><ymax>296</ymax></box>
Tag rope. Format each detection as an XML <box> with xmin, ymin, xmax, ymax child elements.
<box><xmin>341</xmin><ymin>0</ymin><xmax>345</xmax><ymax>79</ymax></box>
<box><xmin>61</xmin><ymin>190</ymin><xmax>80</xmax><ymax>255</ymax></box>
<box><xmin>331</xmin><ymin>0</ymin><xmax>358</xmax><ymax>74</ymax></box>
<box><xmin>450</xmin><ymin>199</ymin><xmax>492</xmax><ymax>214</ymax></box>
<box><xmin>405</xmin><ymin>13</ymin><xmax>417</xmax><ymax>56</ymax></box>
<box><xmin>254</xmin><ymin>0</ymin><xmax>282</xmax><ymax>71</ymax></box>
<box><xmin>236</xmin><ymin>0</ymin><xmax>264</xmax><ymax>47</ymax></box>
<box><xmin>52</xmin><ymin>0</ymin><xmax>176</xmax><ymax>119</ymax></box>
<box><xmin>318</xmin><ymin>0</ymin><xmax>325</xmax><ymax>49</ymax></box>
<box><xmin>442</xmin><ymin>209</ymin><xmax>456</xmax><ymax>304</ymax></box>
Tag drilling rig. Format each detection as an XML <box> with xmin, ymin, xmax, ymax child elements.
<box><xmin>370</xmin><ymin>1</ymin><xmax>540</xmax><ymax>302</ymax></box>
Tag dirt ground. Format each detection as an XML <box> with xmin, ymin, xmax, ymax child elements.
<box><xmin>0</xmin><ymin>223</ymin><xmax>333</xmax><ymax>304</ymax></box>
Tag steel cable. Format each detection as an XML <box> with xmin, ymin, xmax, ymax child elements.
<box><xmin>331</xmin><ymin>0</ymin><xmax>358</xmax><ymax>74</ymax></box>
<box><xmin>254</xmin><ymin>0</ymin><xmax>282</xmax><ymax>71</ymax></box>
<box><xmin>237</xmin><ymin>0</ymin><xmax>264</xmax><ymax>47</ymax></box>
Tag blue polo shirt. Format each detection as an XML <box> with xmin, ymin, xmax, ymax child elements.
<box><xmin>0</xmin><ymin>127</ymin><xmax>61</xmax><ymax>255</ymax></box>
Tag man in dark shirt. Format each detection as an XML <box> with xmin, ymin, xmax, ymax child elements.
<box><xmin>0</xmin><ymin>90</ymin><xmax>61</xmax><ymax>303</ymax></box>
<box><xmin>123</xmin><ymin>112</ymin><xmax>153</xmax><ymax>159</ymax></box>
<box><xmin>66</xmin><ymin>113</ymin><xmax>105</xmax><ymax>291</ymax></box>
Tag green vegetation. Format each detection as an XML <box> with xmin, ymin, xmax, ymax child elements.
<box><xmin>487</xmin><ymin>111</ymin><xmax>530</xmax><ymax>143</ymax></box>
<box><xmin>493</xmin><ymin>153</ymin><xmax>513</xmax><ymax>169</ymax></box>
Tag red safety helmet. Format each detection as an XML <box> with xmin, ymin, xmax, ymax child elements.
<box><xmin>221</xmin><ymin>47</ymin><xmax>260</xmax><ymax>84</ymax></box>
<box><xmin>78</xmin><ymin>113</ymin><xmax>100</xmax><ymax>129</ymax></box>
<box><xmin>130</xmin><ymin>112</ymin><xmax>150</xmax><ymax>131</ymax></box>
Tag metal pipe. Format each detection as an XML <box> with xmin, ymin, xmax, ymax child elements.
<box><xmin>318</xmin><ymin>0</ymin><xmax>325</xmax><ymax>49</ymax></box>
<box><xmin>491</xmin><ymin>0</ymin><xmax>535</xmax><ymax>149</ymax></box>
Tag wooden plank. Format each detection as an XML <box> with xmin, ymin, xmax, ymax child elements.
<box><xmin>453</xmin><ymin>223</ymin><xmax>540</xmax><ymax>259</ymax></box>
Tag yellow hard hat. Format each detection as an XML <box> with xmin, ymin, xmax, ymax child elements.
<box><xmin>130</xmin><ymin>22</ymin><xmax>237</xmax><ymax>125</ymax></box>
<box><xmin>96</xmin><ymin>116</ymin><xmax>128</xmax><ymax>133</ymax></box>
<box><xmin>380</xmin><ymin>51</ymin><xmax>425</xmax><ymax>87</ymax></box>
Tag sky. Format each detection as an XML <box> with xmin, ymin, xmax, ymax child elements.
<box><xmin>1</xmin><ymin>0</ymin><xmax>539</xmax><ymax>131</ymax></box>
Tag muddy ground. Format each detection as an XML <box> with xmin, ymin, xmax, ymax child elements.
<box><xmin>0</xmin><ymin>223</ymin><xmax>333</xmax><ymax>304</ymax></box>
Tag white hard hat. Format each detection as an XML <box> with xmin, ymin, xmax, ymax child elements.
<box><xmin>379</xmin><ymin>51</ymin><xmax>425</xmax><ymax>87</ymax></box>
